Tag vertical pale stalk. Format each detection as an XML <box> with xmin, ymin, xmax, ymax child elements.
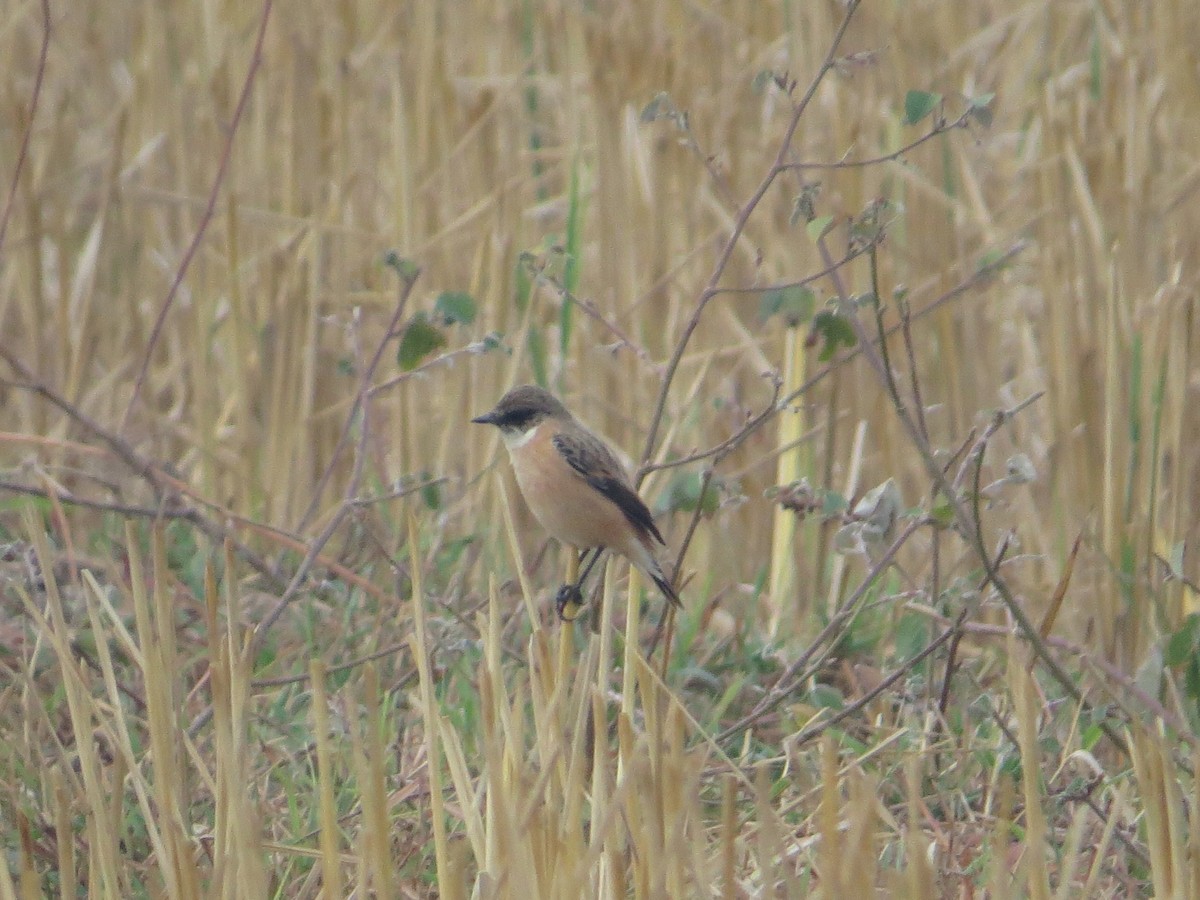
<box><xmin>1009</xmin><ymin>659</ymin><xmax>1050</xmax><ymax>900</ymax></box>
<box><xmin>824</xmin><ymin>420</ymin><xmax>867</xmax><ymax>617</ymax></box>
<box><xmin>25</xmin><ymin>512</ymin><xmax>123</xmax><ymax>897</ymax></box>
<box><xmin>131</xmin><ymin>522</ymin><xmax>198</xmax><ymax>898</ymax></box>
<box><xmin>51</xmin><ymin>767</ymin><xmax>75</xmax><ymax>895</ymax></box>
<box><xmin>1053</xmin><ymin>806</ymin><xmax>1089</xmax><ymax>900</ymax></box>
<box><xmin>1191</xmin><ymin>748</ymin><xmax>1200</xmax><ymax>899</ymax></box>
<box><xmin>481</xmin><ymin>579</ymin><xmax>502</xmax><ymax>882</ymax></box>
<box><xmin>590</xmin><ymin>570</ymin><xmax>618</xmax><ymax>898</ymax></box>
<box><xmin>768</xmin><ymin>324</ymin><xmax>806</xmax><ymax>637</ymax></box>
<box><xmin>359</xmin><ymin>664</ymin><xmax>396</xmax><ymax>896</ymax></box>
<box><xmin>309</xmin><ymin>660</ymin><xmax>343</xmax><ymax>899</ymax></box>
<box><xmin>499</xmin><ymin>478</ymin><xmax>542</xmax><ymax>627</ymax></box>
<box><xmin>988</xmin><ymin>774</ymin><xmax>1015</xmax><ymax>900</ymax></box>
<box><xmin>406</xmin><ymin>512</ymin><xmax>454</xmax><ymax>895</ymax></box>
<box><xmin>621</xmin><ymin>564</ymin><xmax>641</xmax><ymax>714</ymax></box>
<box><xmin>1130</xmin><ymin>725</ymin><xmax>1187</xmax><ymax>898</ymax></box>
<box><xmin>720</xmin><ymin>773</ymin><xmax>737</xmax><ymax>896</ymax></box>
<box><xmin>903</xmin><ymin>757</ymin><xmax>934</xmax><ymax>898</ymax></box>
<box><xmin>1081</xmin><ymin>781</ymin><xmax>1126</xmax><ymax>896</ymax></box>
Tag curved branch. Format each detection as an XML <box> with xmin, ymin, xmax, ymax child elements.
<box><xmin>0</xmin><ymin>0</ymin><xmax>50</xmax><ymax>258</ymax></box>
<box><xmin>121</xmin><ymin>0</ymin><xmax>275</xmax><ymax>432</ymax></box>
<box><xmin>636</xmin><ymin>0</ymin><xmax>863</xmax><ymax>479</ymax></box>
<box><xmin>780</xmin><ymin>109</ymin><xmax>973</xmax><ymax>172</ymax></box>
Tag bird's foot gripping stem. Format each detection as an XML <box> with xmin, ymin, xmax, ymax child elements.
<box><xmin>555</xmin><ymin>583</ymin><xmax>586</xmax><ymax>621</ymax></box>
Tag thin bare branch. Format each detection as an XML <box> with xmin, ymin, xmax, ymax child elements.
<box><xmin>121</xmin><ymin>0</ymin><xmax>275</xmax><ymax>432</ymax></box>
<box><xmin>780</xmin><ymin>109</ymin><xmax>973</xmax><ymax>171</ymax></box>
<box><xmin>637</xmin><ymin>0</ymin><xmax>863</xmax><ymax>476</ymax></box>
<box><xmin>0</xmin><ymin>0</ymin><xmax>50</xmax><ymax>258</ymax></box>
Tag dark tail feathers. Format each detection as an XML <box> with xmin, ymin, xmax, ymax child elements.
<box><xmin>650</xmin><ymin>564</ymin><xmax>682</xmax><ymax>609</ymax></box>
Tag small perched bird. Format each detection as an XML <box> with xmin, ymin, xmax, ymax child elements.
<box><xmin>472</xmin><ymin>384</ymin><xmax>681</xmax><ymax>611</ymax></box>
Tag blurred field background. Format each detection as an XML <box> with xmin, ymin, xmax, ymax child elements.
<box><xmin>2</xmin><ymin>0</ymin><xmax>1199</xmax><ymax>896</ymax></box>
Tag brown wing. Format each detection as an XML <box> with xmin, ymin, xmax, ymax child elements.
<box><xmin>552</xmin><ymin>430</ymin><xmax>666</xmax><ymax>546</ymax></box>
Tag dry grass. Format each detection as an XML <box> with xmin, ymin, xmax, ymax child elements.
<box><xmin>2</xmin><ymin>0</ymin><xmax>1200</xmax><ymax>896</ymax></box>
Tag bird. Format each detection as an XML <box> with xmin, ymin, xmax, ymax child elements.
<box><xmin>472</xmin><ymin>384</ymin><xmax>681</xmax><ymax>613</ymax></box>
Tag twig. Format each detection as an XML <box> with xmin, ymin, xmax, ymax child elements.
<box><xmin>909</xmin><ymin>604</ymin><xmax>1200</xmax><ymax>752</ymax></box>
<box><xmin>814</xmin><ymin>232</ymin><xmax>1128</xmax><ymax>755</ymax></box>
<box><xmin>938</xmin><ymin>536</ymin><xmax>1011</xmax><ymax>715</ymax></box>
<box><xmin>0</xmin><ymin>347</ymin><xmax>291</xmax><ymax>587</ymax></box>
<box><xmin>255</xmin><ymin>280</ymin><xmax>414</xmax><ymax>648</ymax></box>
<box><xmin>633</xmin><ymin>244</ymin><xmax>1027</xmax><ymax>480</ymax></box>
<box><xmin>121</xmin><ymin>0</ymin><xmax>275</xmax><ymax>432</ymax></box>
<box><xmin>792</xmin><ymin>601</ymin><xmax>976</xmax><ymax>748</ymax></box>
<box><xmin>639</xmin><ymin>378</ymin><xmax>780</xmax><ymax>477</ymax></box>
<box><xmin>529</xmin><ymin>269</ymin><xmax>665</xmax><ymax>375</ymax></box>
<box><xmin>899</xmin><ymin>298</ymin><xmax>929</xmax><ymax>443</ymax></box>
<box><xmin>780</xmin><ymin>109</ymin><xmax>973</xmax><ymax>172</ymax></box>
<box><xmin>717</xmin><ymin>515</ymin><xmax>927</xmax><ymax>742</ymax></box>
<box><xmin>637</xmin><ymin>0</ymin><xmax>863</xmax><ymax>476</ymax></box>
<box><xmin>0</xmin><ymin>479</ymin><xmax>195</xmax><ymax>521</ymax></box>
<box><xmin>706</xmin><ymin>245</ymin><xmax>867</xmax><ymax>296</ymax></box>
<box><xmin>0</xmin><ymin>347</ymin><xmax>169</xmax><ymax>493</ymax></box>
<box><xmin>186</xmin><ymin>268</ymin><xmax>421</xmax><ymax>738</ymax></box>
<box><xmin>297</xmin><ymin>266</ymin><xmax>420</xmax><ymax>531</ymax></box>
<box><xmin>252</xmin><ymin>651</ymin><xmax>416</xmax><ymax>689</ymax></box>
<box><xmin>0</xmin><ymin>476</ymin><xmax>393</xmax><ymax>607</ymax></box>
<box><xmin>351</xmin><ymin>476</ymin><xmax>450</xmax><ymax>506</ymax></box>
<box><xmin>0</xmin><ymin>0</ymin><xmax>50</xmax><ymax>257</ymax></box>
<box><xmin>368</xmin><ymin>345</ymin><xmax>493</xmax><ymax>397</ymax></box>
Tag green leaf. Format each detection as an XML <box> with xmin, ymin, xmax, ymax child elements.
<box><xmin>1187</xmin><ymin>659</ymin><xmax>1200</xmax><ymax>706</ymax></box>
<box><xmin>806</xmin><ymin>214</ymin><xmax>834</xmax><ymax>243</ymax></box>
<box><xmin>976</xmin><ymin>248</ymin><xmax>1014</xmax><ymax>277</ymax></box>
<box><xmin>930</xmin><ymin>495</ymin><xmax>955</xmax><ymax>529</ymax></box>
<box><xmin>640</xmin><ymin>91</ymin><xmax>674</xmax><ymax>123</ymax></box>
<box><xmin>658</xmin><ymin>471</ymin><xmax>721</xmax><ymax>516</ymax></box>
<box><xmin>478</xmin><ymin>331</ymin><xmax>505</xmax><ymax>352</ymax></box>
<box><xmin>1133</xmin><ymin>644</ymin><xmax>1164</xmax><ymax>701</ymax></box>
<box><xmin>820</xmin><ymin>490</ymin><xmax>848</xmax><ymax>518</ymax></box>
<box><xmin>999</xmin><ymin>753</ymin><xmax>1022</xmax><ymax>781</ymax></box>
<box><xmin>165</xmin><ymin>520</ymin><xmax>207</xmax><ymax>600</ymax></box>
<box><xmin>383</xmin><ymin>251</ymin><xmax>419</xmax><ymax>281</ymax></box>
<box><xmin>1165</xmin><ymin>614</ymin><xmax>1200</xmax><ymax>667</ymax></box>
<box><xmin>808</xmin><ymin>683</ymin><xmax>844</xmax><ymax>711</ymax></box>
<box><xmin>437</xmin><ymin>536</ymin><xmax>474</xmax><ymax>568</ymax></box>
<box><xmin>752</xmin><ymin>70</ymin><xmax>775</xmax><ymax>93</ymax></box>
<box><xmin>434</xmin><ymin>291</ymin><xmax>477</xmax><ymax>326</ymax></box>
<box><xmin>759</xmin><ymin>285</ymin><xmax>816</xmax><ymax>327</ymax></box>
<box><xmin>811</xmin><ymin>310</ymin><xmax>857</xmax><ymax>361</ymax></box>
<box><xmin>894</xmin><ymin>612</ymin><xmax>929</xmax><ymax>666</ymax></box>
<box><xmin>903</xmin><ymin>90</ymin><xmax>941</xmax><ymax>125</ymax></box>
<box><xmin>964</xmin><ymin>106</ymin><xmax>993</xmax><ymax>128</ymax></box>
<box><xmin>967</xmin><ymin>93</ymin><xmax>994</xmax><ymax>127</ymax></box>
<box><xmin>397</xmin><ymin>313</ymin><xmax>447</xmax><ymax>371</ymax></box>
<box><xmin>420</xmin><ymin>475</ymin><xmax>443</xmax><ymax>511</ymax></box>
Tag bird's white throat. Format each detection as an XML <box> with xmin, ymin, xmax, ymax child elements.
<box><xmin>500</xmin><ymin>425</ymin><xmax>538</xmax><ymax>451</ymax></box>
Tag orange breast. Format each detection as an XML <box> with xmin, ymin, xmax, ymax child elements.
<box><xmin>509</xmin><ymin>424</ymin><xmax>643</xmax><ymax>558</ymax></box>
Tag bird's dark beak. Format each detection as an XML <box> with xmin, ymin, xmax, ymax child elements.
<box><xmin>471</xmin><ymin>409</ymin><xmax>499</xmax><ymax>425</ymax></box>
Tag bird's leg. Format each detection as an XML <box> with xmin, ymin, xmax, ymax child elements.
<box><xmin>556</xmin><ymin>547</ymin><xmax>605</xmax><ymax>621</ymax></box>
